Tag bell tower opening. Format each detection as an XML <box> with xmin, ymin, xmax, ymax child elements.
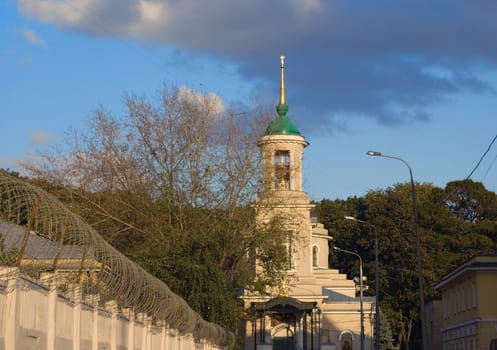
<box><xmin>274</xmin><ymin>150</ymin><xmax>291</xmax><ymax>190</ymax></box>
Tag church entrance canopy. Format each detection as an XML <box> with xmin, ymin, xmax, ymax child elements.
<box><xmin>249</xmin><ymin>297</ymin><xmax>320</xmax><ymax>350</ymax></box>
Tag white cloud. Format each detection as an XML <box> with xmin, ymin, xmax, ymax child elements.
<box><xmin>16</xmin><ymin>0</ymin><xmax>319</xmax><ymax>52</ymax></box>
<box><xmin>18</xmin><ymin>0</ymin><xmax>87</xmax><ymax>26</ymax></box>
<box><xmin>30</xmin><ymin>130</ymin><xmax>56</xmax><ymax>145</ymax></box>
<box><xmin>18</xmin><ymin>0</ymin><xmax>172</xmax><ymax>39</ymax></box>
<box><xmin>133</xmin><ymin>0</ymin><xmax>170</xmax><ymax>33</ymax></box>
<box><xmin>21</xmin><ymin>27</ymin><xmax>45</xmax><ymax>46</ymax></box>
<box><xmin>177</xmin><ymin>86</ymin><xmax>225</xmax><ymax>115</ymax></box>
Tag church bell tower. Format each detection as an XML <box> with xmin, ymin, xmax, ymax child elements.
<box><xmin>244</xmin><ymin>56</ymin><xmax>374</xmax><ymax>350</ymax></box>
<box><xmin>255</xmin><ymin>56</ymin><xmax>314</xmax><ymax>276</ymax></box>
<box><xmin>258</xmin><ymin>56</ymin><xmax>309</xmax><ymax>195</ymax></box>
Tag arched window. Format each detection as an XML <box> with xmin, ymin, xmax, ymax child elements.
<box><xmin>338</xmin><ymin>330</ymin><xmax>355</xmax><ymax>350</ymax></box>
<box><xmin>312</xmin><ymin>245</ymin><xmax>319</xmax><ymax>267</ymax></box>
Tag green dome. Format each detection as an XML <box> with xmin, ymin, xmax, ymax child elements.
<box><xmin>264</xmin><ymin>104</ymin><xmax>301</xmax><ymax>135</ymax></box>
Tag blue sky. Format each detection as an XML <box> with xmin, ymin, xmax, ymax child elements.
<box><xmin>1</xmin><ymin>0</ymin><xmax>497</xmax><ymax>200</ymax></box>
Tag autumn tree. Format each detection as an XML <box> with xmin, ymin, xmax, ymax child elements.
<box><xmin>22</xmin><ymin>85</ymin><xmax>291</xmax><ymax>332</ymax></box>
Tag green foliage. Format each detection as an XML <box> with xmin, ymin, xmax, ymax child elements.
<box><xmin>0</xmin><ymin>234</ymin><xmax>18</xmax><ymax>266</ymax></box>
<box><xmin>445</xmin><ymin>179</ymin><xmax>497</xmax><ymax>222</ymax></box>
<box><xmin>315</xmin><ymin>180</ymin><xmax>497</xmax><ymax>349</ymax></box>
<box><xmin>249</xmin><ymin>215</ymin><xmax>298</xmax><ymax>290</ymax></box>
<box><xmin>123</xmin><ymin>206</ymin><xmax>293</xmax><ymax>330</ymax></box>
<box><xmin>125</xmin><ymin>206</ymin><xmax>251</xmax><ymax>329</ymax></box>
<box><xmin>25</xmin><ymin>182</ymin><xmax>291</xmax><ymax>332</ymax></box>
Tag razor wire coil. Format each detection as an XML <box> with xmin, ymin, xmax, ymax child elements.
<box><xmin>0</xmin><ymin>170</ymin><xmax>234</xmax><ymax>348</ymax></box>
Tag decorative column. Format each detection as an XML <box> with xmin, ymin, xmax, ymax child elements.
<box><xmin>40</xmin><ymin>272</ymin><xmax>57</xmax><ymax>350</ymax></box>
<box><xmin>71</xmin><ymin>284</ymin><xmax>82</xmax><ymax>350</ymax></box>
<box><xmin>264</xmin><ymin>313</ymin><xmax>271</xmax><ymax>345</ymax></box>
<box><xmin>296</xmin><ymin>315</ymin><xmax>303</xmax><ymax>350</ymax></box>
<box><xmin>156</xmin><ymin>321</ymin><xmax>166</xmax><ymax>350</ymax></box>
<box><xmin>84</xmin><ymin>294</ymin><xmax>100</xmax><ymax>350</ymax></box>
<box><xmin>3</xmin><ymin>268</ymin><xmax>19</xmax><ymax>350</ymax></box>
<box><xmin>105</xmin><ymin>301</ymin><xmax>118</xmax><ymax>350</ymax></box>
<box><xmin>122</xmin><ymin>308</ymin><xmax>135</xmax><ymax>350</ymax></box>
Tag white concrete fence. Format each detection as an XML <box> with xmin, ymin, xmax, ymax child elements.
<box><xmin>0</xmin><ymin>268</ymin><xmax>222</xmax><ymax>350</ymax></box>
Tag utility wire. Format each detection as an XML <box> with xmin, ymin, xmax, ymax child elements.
<box><xmin>445</xmin><ymin>133</ymin><xmax>497</xmax><ymax>201</ymax></box>
<box><xmin>464</xmin><ymin>133</ymin><xmax>497</xmax><ymax>181</ymax></box>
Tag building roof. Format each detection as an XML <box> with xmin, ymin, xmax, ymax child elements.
<box><xmin>434</xmin><ymin>253</ymin><xmax>497</xmax><ymax>290</ymax></box>
<box><xmin>264</xmin><ymin>56</ymin><xmax>302</xmax><ymax>136</ymax></box>
<box><xmin>250</xmin><ymin>296</ymin><xmax>316</xmax><ymax>312</ymax></box>
<box><xmin>264</xmin><ymin>106</ymin><xmax>301</xmax><ymax>136</ymax></box>
<box><xmin>0</xmin><ymin>220</ymin><xmax>92</xmax><ymax>264</ymax></box>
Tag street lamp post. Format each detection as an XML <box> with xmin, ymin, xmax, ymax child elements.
<box><xmin>344</xmin><ymin>216</ymin><xmax>380</xmax><ymax>350</ymax></box>
<box><xmin>334</xmin><ymin>246</ymin><xmax>364</xmax><ymax>350</ymax></box>
<box><xmin>366</xmin><ymin>150</ymin><xmax>427</xmax><ymax>350</ymax></box>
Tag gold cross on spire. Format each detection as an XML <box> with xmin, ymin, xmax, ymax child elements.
<box><xmin>279</xmin><ymin>55</ymin><xmax>286</xmax><ymax>106</ymax></box>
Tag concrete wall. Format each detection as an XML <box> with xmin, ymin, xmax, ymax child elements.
<box><xmin>0</xmin><ymin>269</ymin><xmax>221</xmax><ymax>350</ymax></box>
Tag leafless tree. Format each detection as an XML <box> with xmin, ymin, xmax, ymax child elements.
<box><xmin>22</xmin><ymin>85</ymin><xmax>292</xmax><ymax>330</ymax></box>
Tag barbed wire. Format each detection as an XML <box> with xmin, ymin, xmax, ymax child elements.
<box><xmin>0</xmin><ymin>170</ymin><xmax>234</xmax><ymax>348</ymax></box>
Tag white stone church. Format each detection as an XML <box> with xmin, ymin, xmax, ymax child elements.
<box><xmin>242</xmin><ymin>57</ymin><xmax>375</xmax><ymax>350</ymax></box>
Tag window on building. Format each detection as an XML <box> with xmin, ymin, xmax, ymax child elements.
<box><xmin>283</xmin><ymin>232</ymin><xmax>295</xmax><ymax>270</ymax></box>
<box><xmin>339</xmin><ymin>331</ymin><xmax>354</xmax><ymax>350</ymax></box>
<box><xmin>274</xmin><ymin>151</ymin><xmax>290</xmax><ymax>190</ymax></box>
<box><xmin>312</xmin><ymin>246</ymin><xmax>319</xmax><ymax>268</ymax></box>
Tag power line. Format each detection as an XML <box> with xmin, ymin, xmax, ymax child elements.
<box><xmin>464</xmin><ymin>133</ymin><xmax>497</xmax><ymax>181</ymax></box>
<box><xmin>444</xmin><ymin>133</ymin><xmax>497</xmax><ymax>201</ymax></box>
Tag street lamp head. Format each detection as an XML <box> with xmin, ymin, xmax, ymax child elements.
<box><xmin>344</xmin><ymin>216</ymin><xmax>370</xmax><ymax>227</ymax></box>
<box><xmin>367</xmin><ymin>150</ymin><xmax>382</xmax><ymax>156</ymax></box>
